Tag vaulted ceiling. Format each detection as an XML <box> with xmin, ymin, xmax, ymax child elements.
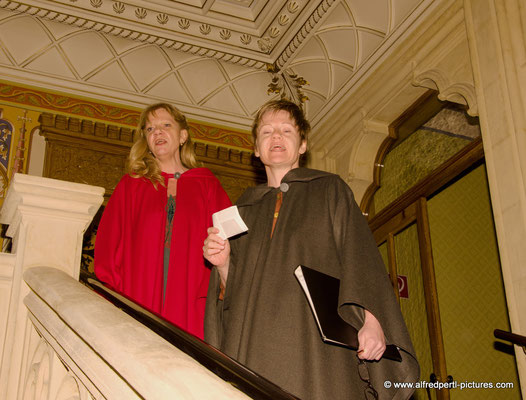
<box><xmin>0</xmin><ymin>0</ymin><xmax>430</xmax><ymax>131</ymax></box>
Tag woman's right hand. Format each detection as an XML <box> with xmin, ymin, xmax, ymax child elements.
<box><xmin>203</xmin><ymin>227</ymin><xmax>230</xmax><ymax>285</ymax></box>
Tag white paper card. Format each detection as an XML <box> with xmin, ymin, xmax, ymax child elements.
<box><xmin>294</xmin><ymin>266</ymin><xmax>323</xmax><ymax>335</ymax></box>
<box><xmin>212</xmin><ymin>206</ymin><xmax>249</xmax><ymax>239</ymax></box>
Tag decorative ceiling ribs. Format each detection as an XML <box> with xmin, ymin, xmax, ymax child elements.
<box><xmin>275</xmin><ymin>0</ymin><xmax>335</xmax><ymax>70</ymax></box>
<box><xmin>0</xmin><ymin>0</ymin><xmax>429</xmax><ymax>130</ymax></box>
<box><xmin>0</xmin><ymin>0</ymin><xmax>336</xmax><ymax>69</ymax></box>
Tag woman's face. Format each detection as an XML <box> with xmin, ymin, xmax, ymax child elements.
<box><xmin>145</xmin><ymin>108</ymin><xmax>188</xmax><ymax>162</ymax></box>
<box><xmin>254</xmin><ymin>110</ymin><xmax>306</xmax><ymax>170</ymax></box>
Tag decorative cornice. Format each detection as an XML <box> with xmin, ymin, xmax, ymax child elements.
<box><xmin>194</xmin><ymin>142</ymin><xmax>260</xmax><ymax>169</ymax></box>
<box><xmin>0</xmin><ymin>0</ymin><xmax>331</xmax><ymax>69</ymax></box>
<box><xmin>39</xmin><ymin>112</ymin><xmax>135</xmax><ymax>144</ymax></box>
<box><xmin>275</xmin><ymin>0</ymin><xmax>336</xmax><ymax>69</ymax></box>
<box><xmin>0</xmin><ymin>0</ymin><xmax>269</xmax><ymax>68</ymax></box>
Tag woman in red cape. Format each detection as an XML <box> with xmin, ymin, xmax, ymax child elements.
<box><xmin>95</xmin><ymin>102</ymin><xmax>231</xmax><ymax>339</ymax></box>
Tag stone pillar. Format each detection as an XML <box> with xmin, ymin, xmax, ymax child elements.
<box><xmin>464</xmin><ymin>0</ymin><xmax>526</xmax><ymax>394</ymax></box>
<box><xmin>0</xmin><ymin>173</ymin><xmax>104</xmax><ymax>399</ymax></box>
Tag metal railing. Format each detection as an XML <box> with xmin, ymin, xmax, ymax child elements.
<box><xmin>494</xmin><ymin>329</ymin><xmax>526</xmax><ymax>354</ymax></box>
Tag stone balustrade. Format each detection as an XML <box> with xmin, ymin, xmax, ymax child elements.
<box><xmin>0</xmin><ymin>174</ymin><xmax>252</xmax><ymax>399</ymax></box>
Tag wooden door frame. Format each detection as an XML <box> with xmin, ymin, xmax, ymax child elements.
<box><xmin>369</xmin><ymin>138</ymin><xmax>484</xmax><ymax>399</ymax></box>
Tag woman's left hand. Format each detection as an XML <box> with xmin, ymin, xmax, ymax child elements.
<box><xmin>357</xmin><ymin>310</ymin><xmax>386</xmax><ymax>360</ymax></box>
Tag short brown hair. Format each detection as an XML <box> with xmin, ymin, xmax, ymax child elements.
<box><xmin>251</xmin><ymin>99</ymin><xmax>311</xmax><ymax>144</ymax></box>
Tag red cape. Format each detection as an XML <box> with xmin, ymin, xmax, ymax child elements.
<box><xmin>95</xmin><ymin>168</ymin><xmax>231</xmax><ymax>339</ymax></box>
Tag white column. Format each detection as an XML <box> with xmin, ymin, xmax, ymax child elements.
<box><xmin>0</xmin><ymin>173</ymin><xmax>104</xmax><ymax>400</ymax></box>
<box><xmin>464</xmin><ymin>0</ymin><xmax>526</xmax><ymax>395</ymax></box>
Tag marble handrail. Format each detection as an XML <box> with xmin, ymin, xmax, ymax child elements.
<box><xmin>23</xmin><ymin>266</ymin><xmax>254</xmax><ymax>400</ymax></box>
<box><xmin>82</xmin><ymin>272</ymin><xmax>299</xmax><ymax>400</ymax></box>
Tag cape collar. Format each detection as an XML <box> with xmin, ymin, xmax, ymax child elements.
<box><xmin>160</xmin><ymin>167</ymin><xmax>213</xmax><ymax>181</ymax></box>
<box><xmin>237</xmin><ymin>168</ymin><xmax>333</xmax><ymax>206</ymax></box>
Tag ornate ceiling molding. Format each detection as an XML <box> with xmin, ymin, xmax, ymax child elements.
<box><xmin>0</xmin><ymin>0</ymin><xmax>335</xmax><ymax>69</ymax></box>
<box><xmin>274</xmin><ymin>0</ymin><xmax>336</xmax><ymax>70</ymax></box>
<box><xmin>0</xmin><ymin>0</ymin><xmax>262</xmax><ymax>68</ymax></box>
<box><xmin>0</xmin><ymin>0</ymin><xmax>432</xmax><ymax>133</ymax></box>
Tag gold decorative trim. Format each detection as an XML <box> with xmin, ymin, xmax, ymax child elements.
<box><xmin>0</xmin><ymin>83</ymin><xmax>140</xmax><ymax>126</ymax></box>
<box><xmin>267</xmin><ymin>65</ymin><xmax>309</xmax><ymax>105</ymax></box>
<box><xmin>0</xmin><ymin>82</ymin><xmax>254</xmax><ymax>150</ymax></box>
<box><xmin>191</xmin><ymin>123</ymin><xmax>253</xmax><ymax>149</ymax></box>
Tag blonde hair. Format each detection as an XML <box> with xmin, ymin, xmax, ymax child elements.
<box><xmin>127</xmin><ymin>103</ymin><xmax>198</xmax><ymax>186</ymax></box>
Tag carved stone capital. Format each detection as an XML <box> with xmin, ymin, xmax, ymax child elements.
<box><xmin>412</xmin><ymin>65</ymin><xmax>478</xmax><ymax>116</ymax></box>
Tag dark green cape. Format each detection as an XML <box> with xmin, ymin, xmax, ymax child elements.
<box><xmin>205</xmin><ymin>168</ymin><xmax>419</xmax><ymax>399</ymax></box>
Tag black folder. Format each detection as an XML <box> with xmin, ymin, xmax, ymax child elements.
<box><xmin>294</xmin><ymin>265</ymin><xmax>402</xmax><ymax>362</ymax></box>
